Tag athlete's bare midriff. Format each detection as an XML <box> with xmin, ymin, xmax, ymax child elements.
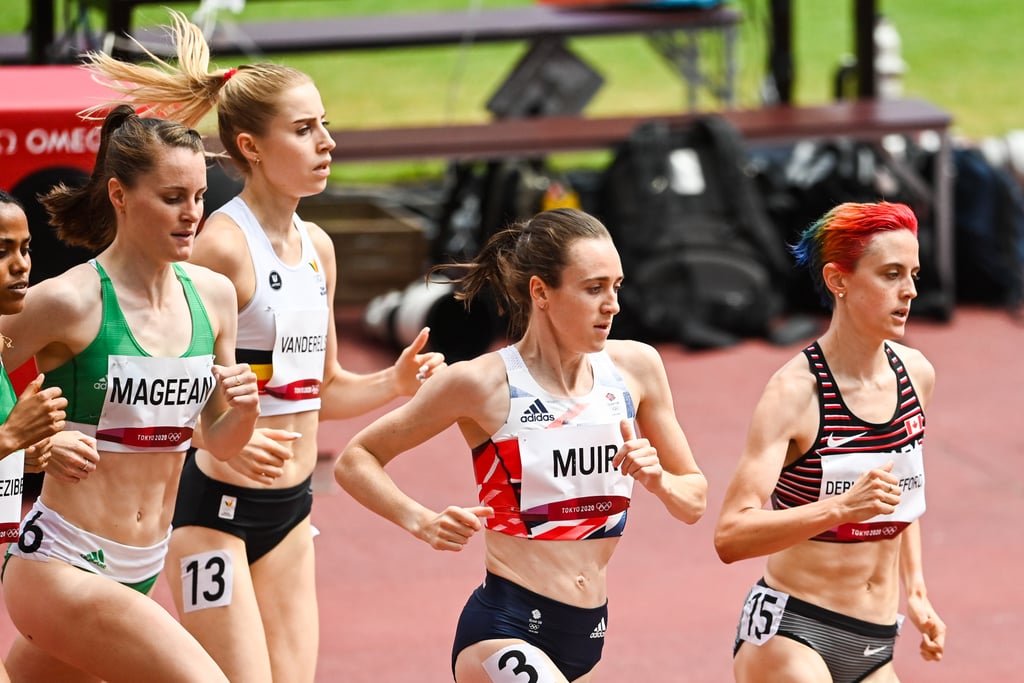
<box><xmin>484</xmin><ymin>530</ymin><xmax>618</xmax><ymax>609</ymax></box>
<box><xmin>41</xmin><ymin>449</ymin><xmax>186</xmax><ymax>547</ymax></box>
<box><xmin>764</xmin><ymin>534</ymin><xmax>902</xmax><ymax>623</ymax></box>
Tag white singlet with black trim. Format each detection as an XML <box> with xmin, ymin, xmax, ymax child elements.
<box><xmin>219</xmin><ymin>197</ymin><xmax>329</xmax><ymax>416</ymax></box>
<box><xmin>471</xmin><ymin>345</ymin><xmax>636</xmax><ymax>541</ymax></box>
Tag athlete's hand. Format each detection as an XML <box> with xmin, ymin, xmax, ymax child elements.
<box><xmin>907</xmin><ymin>593</ymin><xmax>946</xmax><ymax>661</ymax></box>
<box><xmin>416</xmin><ymin>505</ymin><xmax>493</xmax><ymax>552</ymax></box>
<box><xmin>23</xmin><ymin>437</ymin><xmax>51</xmax><ymax>473</ymax></box>
<box><xmin>41</xmin><ymin>430</ymin><xmax>98</xmax><ymax>483</ymax></box>
<box><xmin>213</xmin><ymin>363</ymin><xmax>259</xmax><ymax>411</ymax></box>
<box><xmin>392</xmin><ymin>327</ymin><xmax>447</xmax><ymax>397</ymax></box>
<box><xmin>0</xmin><ymin>374</ymin><xmax>67</xmax><ymax>457</ymax></box>
<box><xmin>838</xmin><ymin>461</ymin><xmax>901</xmax><ymax>523</ymax></box>
<box><xmin>227</xmin><ymin>427</ymin><xmax>300</xmax><ymax>485</ymax></box>
<box><xmin>613</xmin><ymin>420</ymin><xmax>664</xmax><ymax>491</ymax></box>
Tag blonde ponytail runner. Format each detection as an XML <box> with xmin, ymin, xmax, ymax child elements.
<box><xmin>78</xmin><ymin>9</ymin><xmax>224</xmax><ymax>129</ymax></box>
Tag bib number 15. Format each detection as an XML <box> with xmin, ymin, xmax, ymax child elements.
<box><xmin>738</xmin><ymin>584</ymin><xmax>788</xmax><ymax>646</ymax></box>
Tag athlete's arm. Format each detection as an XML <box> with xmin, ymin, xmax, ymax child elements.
<box><xmin>308</xmin><ymin>223</ymin><xmax>445</xmax><ymax>422</ymax></box>
<box><xmin>899</xmin><ymin>520</ymin><xmax>945</xmax><ymax>661</ymax></box>
<box><xmin>609</xmin><ymin>340</ymin><xmax>706</xmax><ymax>524</ymax></box>
<box><xmin>714</xmin><ymin>355</ymin><xmax>900</xmax><ymax>563</ymax></box>
<box><xmin>188</xmin><ymin>264</ymin><xmax>259</xmax><ymax>460</ymax></box>
<box><xmin>0</xmin><ymin>264</ymin><xmax>98</xmax><ymax>372</ymax></box>
<box><xmin>893</xmin><ymin>345</ymin><xmax>943</xmax><ymax>660</ymax></box>
<box><xmin>334</xmin><ymin>356</ymin><xmax>500</xmax><ymax>550</ymax></box>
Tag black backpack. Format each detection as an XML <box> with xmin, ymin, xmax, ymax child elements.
<box><xmin>598</xmin><ymin>115</ymin><xmax>797</xmax><ymax>349</ymax></box>
<box><xmin>749</xmin><ymin>137</ymin><xmax>953</xmax><ymax>321</ymax></box>
<box><xmin>949</xmin><ymin>146</ymin><xmax>1024</xmax><ymax>309</ymax></box>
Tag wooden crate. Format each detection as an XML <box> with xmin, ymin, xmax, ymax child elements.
<box><xmin>299</xmin><ymin>197</ymin><xmax>428</xmax><ymax>305</ymax></box>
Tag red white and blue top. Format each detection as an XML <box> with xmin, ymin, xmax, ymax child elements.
<box><xmin>472</xmin><ymin>345</ymin><xmax>637</xmax><ymax>540</ymax></box>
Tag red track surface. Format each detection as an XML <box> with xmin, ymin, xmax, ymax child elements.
<box><xmin>1</xmin><ymin>305</ymin><xmax>1020</xmax><ymax>681</ymax></box>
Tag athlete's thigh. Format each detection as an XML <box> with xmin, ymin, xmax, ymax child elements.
<box><xmin>734</xmin><ymin>637</ymin><xmax>832</xmax><ymax>683</ymax></box>
<box><xmin>251</xmin><ymin>515</ymin><xmax>318</xmax><ymax>683</ymax></box>
<box><xmin>4</xmin><ymin>557</ymin><xmax>227</xmax><ymax>683</ymax></box>
<box><xmin>455</xmin><ymin>639</ymin><xmax>570</xmax><ymax>683</ymax></box>
<box><xmin>165</xmin><ymin>525</ymin><xmax>272</xmax><ymax>683</ymax></box>
<box><xmin>862</xmin><ymin>661</ymin><xmax>899</xmax><ymax>683</ymax></box>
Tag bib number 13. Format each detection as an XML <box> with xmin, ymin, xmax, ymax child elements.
<box><xmin>738</xmin><ymin>584</ymin><xmax>788</xmax><ymax>646</ymax></box>
<box><xmin>181</xmin><ymin>550</ymin><xmax>234</xmax><ymax>613</ymax></box>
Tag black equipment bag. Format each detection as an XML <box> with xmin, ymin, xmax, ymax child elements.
<box><xmin>598</xmin><ymin>115</ymin><xmax>795</xmax><ymax>349</ymax></box>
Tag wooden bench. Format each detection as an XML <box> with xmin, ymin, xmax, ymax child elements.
<box><xmin>324</xmin><ymin>97</ymin><xmax>956</xmax><ymax>318</ymax></box>
<box><xmin>9</xmin><ymin>3</ymin><xmax>739</xmax><ymax>110</ymax></box>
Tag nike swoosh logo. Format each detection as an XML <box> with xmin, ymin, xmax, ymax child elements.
<box><xmin>826</xmin><ymin>432</ymin><xmax>868</xmax><ymax>449</ymax></box>
<box><xmin>863</xmin><ymin>644</ymin><xmax>888</xmax><ymax>657</ymax></box>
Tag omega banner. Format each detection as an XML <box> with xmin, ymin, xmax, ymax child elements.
<box><xmin>0</xmin><ymin>66</ymin><xmax>110</xmax><ymax>390</ymax></box>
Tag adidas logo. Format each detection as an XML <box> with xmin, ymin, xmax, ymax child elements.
<box><xmin>81</xmin><ymin>549</ymin><xmax>107</xmax><ymax>570</ymax></box>
<box><xmin>590</xmin><ymin>617</ymin><xmax>606</xmax><ymax>639</ymax></box>
<box><xmin>520</xmin><ymin>399</ymin><xmax>554</xmax><ymax>423</ymax></box>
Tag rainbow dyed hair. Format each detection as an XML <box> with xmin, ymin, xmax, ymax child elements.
<box><xmin>790</xmin><ymin>201</ymin><xmax>918</xmax><ymax>307</ymax></box>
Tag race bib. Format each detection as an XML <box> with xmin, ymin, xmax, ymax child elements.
<box><xmin>180</xmin><ymin>550</ymin><xmax>235</xmax><ymax>613</ymax></box>
<box><xmin>482</xmin><ymin>644</ymin><xmax>558</xmax><ymax>683</ymax></box>
<box><xmin>265</xmin><ymin>309</ymin><xmax>327</xmax><ymax>401</ymax></box>
<box><xmin>518</xmin><ymin>422</ymin><xmax>633</xmax><ymax>523</ymax></box>
<box><xmin>737</xmin><ymin>583</ymin><xmax>789</xmax><ymax>646</ymax></box>
<box><xmin>97</xmin><ymin>354</ymin><xmax>215</xmax><ymax>452</ymax></box>
<box><xmin>821</xmin><ymin>443</ymin><xmax>926</xmax><ymax>541</ymax></box>
<box><xmin>0</xmin><ymin>450</ymin><xmax>24</xmax><ymax>542</ymax></box>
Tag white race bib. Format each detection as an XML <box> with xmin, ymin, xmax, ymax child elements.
<box><xmin>97</xmin><ymin>354</ymin><xmax>215</xmax><ymax>452</ymax></box>
<box><xmin>265</xmin><ymin>308</ymin><xmax>327</xmax><ymax>401</ymax></box>
<box><xmin>518</xmin><ymin>422</ymin><xmax>633</xmax><ymax>522</ymax></box>
<box><xmin>820</xmin><ymin>443</ymin><xmax>926</xmax><ymax>541</ymax></box>
<box><xmin>737</xmin><ymin>583</ymin><xmax>789</xmax><ymax>646</ymax></box>
<box><xmin>0</xmin><ymin>450</ymin><xmax>24</xmax><ymax>542</ymax></box>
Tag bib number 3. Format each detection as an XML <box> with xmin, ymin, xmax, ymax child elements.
<box><xmin>482</xmin><ymin>644</ymin><xmax>558</xmax><ymax>683</ymax></box>
<box><xmin>738</xmin><ymin>584</ymin><xmax>789</xmax><ymax>646</ymax></box>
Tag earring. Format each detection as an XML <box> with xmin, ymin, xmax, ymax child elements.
<box><xmin>838</xmin><ymin>292</ymin><xmax>845</xmax><ymax>299</ymax></box>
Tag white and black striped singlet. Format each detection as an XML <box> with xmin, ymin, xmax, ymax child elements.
<box><xmin>772</xmin><ymin>341</ymin><xmax>927</xmax><ymax>543</ymax></box>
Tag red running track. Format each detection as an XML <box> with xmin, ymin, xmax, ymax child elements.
<box><xmin>0</xmin><ymin>305</ymin><xmax>1020</xmax><ymax>682</ymax></box>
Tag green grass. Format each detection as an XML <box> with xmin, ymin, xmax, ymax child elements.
<box><xmin>3</xmin><ymin>0</ymin><xmax>1022</xmax><ymax>182</ymax></box>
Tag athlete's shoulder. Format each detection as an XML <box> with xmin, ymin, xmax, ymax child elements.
<box><xmin>763</xmin><ymin>351</ymin><xmax>820</xmax><ymax>408</ymax></box>
<box><xmin>299</xmin><ymin>219</ymin><xmax>337</xmax><ymax>264</ymax></box>
<box><xmin>176</xmin><ymin>262</ymin><xmax>236</xmax><ymax>309</ymax></box>
<box><xmin>192</xmin><ymin>212</ymin><xmax>248</xmax><ymax>269</ymax></box>
<box><xmin>28</xmin><ymin>261</ymin><xmax>99</xmax><ymax>313</ymax></box>
<box><xmin>443</xmin><ymin>351</ymin><xmax>507</xmax><ymax>389</ymax></box>
<box><xmin>603</xmin><ymin>338</ymin><xmax>664</xmax><ymax>369</ymax></box>
<box><xmin>886</xmin><ymin>340</ymin><xmax>935</xmax><ymax>399</ymax></box>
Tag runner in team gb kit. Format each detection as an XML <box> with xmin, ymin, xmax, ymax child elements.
<box><xmin>336</xmin><ymin>208</ymin><xmax>708</xmax><ymax>683</ymax></box>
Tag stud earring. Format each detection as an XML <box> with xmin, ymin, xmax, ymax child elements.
<box><xmin>838</xmin><ymin>292</ymin><xmax>845</xmax><ymax>299</ymax></box>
